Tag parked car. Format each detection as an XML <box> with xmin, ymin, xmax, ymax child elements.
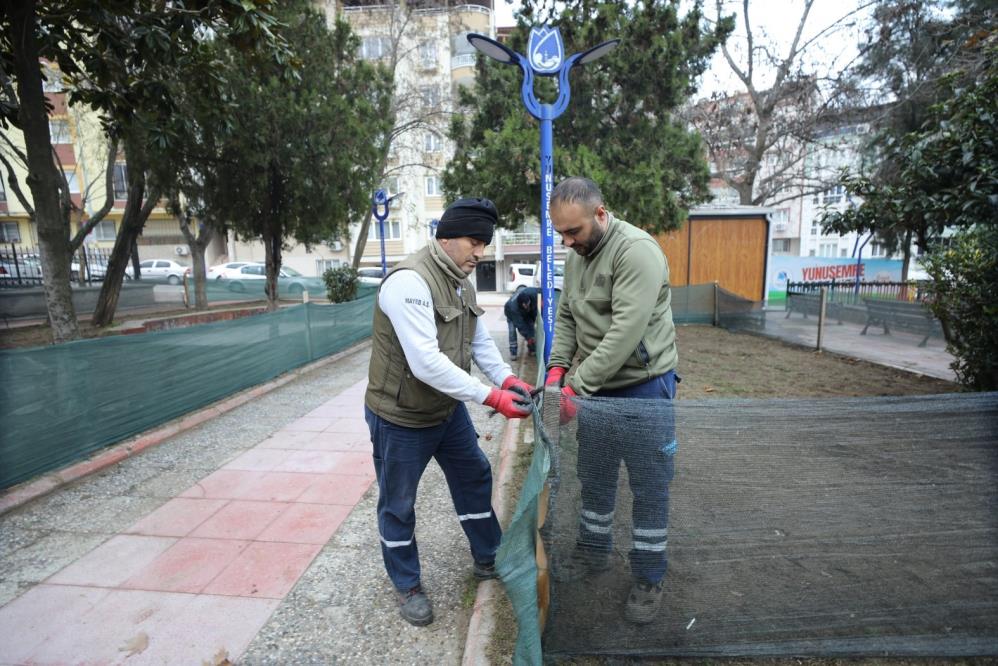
<box><xmin>356</xmin><ymin>267</ymin><xmax>385</xmax><ymax>286</ymax></box>
<box><xmin>125</xmin><ymin>259</ymin><xmax>187</xmax><ymax>284</ymax></box>
<box><xmin>207</xmin><ymin>261</ymin><xmax>254</xmax><ymax>280</ymax></box>
<box><xmin>508</xmin><ymin>263</ymin><xmax>536</xmax><ymax>292</ymax></box>
<box><xmin>222</xmin><ymin>263</ymin><xmax>324</xmax><ymax>296</ymax></box>
<box><xmin>533</xmin><ymin>259</ymin><xmax>565</xmax><ymax>290</ymax></box>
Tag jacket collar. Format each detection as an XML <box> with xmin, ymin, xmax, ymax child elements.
<box><xmin>428</xmin><ymin>239</ymin><xmax>469</xmax><ymax>285</ymax></box>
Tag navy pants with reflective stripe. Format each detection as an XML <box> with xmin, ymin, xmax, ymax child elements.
<box><xmin>365</xmin><ymin>403</ymin><xmax>501</xmax><ymax>592</ymax></box>
<box><xmin>575</xmin><ymin>370</ymin><xmax>677</xmax><ymax>584</ymax></box>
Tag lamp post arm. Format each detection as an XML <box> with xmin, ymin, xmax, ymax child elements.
<box><xmin>552</xmin><ymin>53</ymin><xmax>583</xmax><ymax>116</ymax></box>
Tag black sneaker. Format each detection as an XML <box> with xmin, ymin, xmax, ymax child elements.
<box><xmin>398</xmin><ymin>585</ymin><xmax>433</xmax><ymax>626</ymax></box>
<box><xmin>625</xmin><ymin>580</ymin><xmax>664</xmax><ymax>624</ymax></box>
<box><xmin>472</xmin><ymin>560</ymin><xmax>499</xmax><ymax>581</ymax></box>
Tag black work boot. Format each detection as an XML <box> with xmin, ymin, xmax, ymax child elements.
<box><xmin>472</xmin><ymin>560</ymin><xmax>499</xmax><ymax>581</ymax></box>
<box><xmin>398</xmin><ymin>585</ymin><xmax>433</xmax><ymax>626</ymax></box>
<box><xmin>553</xmin><ymin>547</ymin><xmax>610</xmax><ymax>583</ymax></box>
<box><xmin>624</xmin><ymin>579</ymin><xmax>664</xmax><ymax>624</ymax></box>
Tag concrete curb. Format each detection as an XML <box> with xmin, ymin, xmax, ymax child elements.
<box><xmin>0</xmin><ymin>339</ymin><xmax>372</xmax><ymax>516</ymax></box>
<box><xmin>464</xmin><ymin>414</ymin><xmax>521</xmax><ymax>666</ymax></box>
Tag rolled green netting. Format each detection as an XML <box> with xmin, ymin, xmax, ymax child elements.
<box><xmin>0</xmin><ymin>295</ymin><xmax>375</xmax><ymax>490</ymax></box>
<box><xmin>498</xmin><ymin>388</ymin><xmax>998</xmax><ymax>662</ymax></box>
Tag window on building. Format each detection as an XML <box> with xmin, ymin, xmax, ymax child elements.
<box><xmin>810</xmin><ymin>220</ymin><xmax>819</xmax><ymax>236</ymax></box>
<box><xmin>360</xmin><ymin>35</ymin><xmax>391</xmax><ymax>60</ymax></box>
<box><xmin>368</xmin><ymin>219</ymin><xmax>402</xmax><ymax>240</ymax></box>
<box><xmin>819</xmin><ymin>242</ymin><xmax>837</xmax><ymax>257</ymax></box>
<box><xmin>420</xmin><ymin>86</ymin><xmax>440</xmax><ymax>109</ymax></box>
<box><xmin>840</xmin><ymin>248</ymin><xmax>848</xmax><ymax>257</ymax></box>
<box><xmin>381</xmin><ymin>176</ymin><xmax>402</xmax><ymax>208</ymax></box>
<box><xmin>0</xmin><ymin>222</ymin><xmax>21</xmax><ymax>242</ymax></box>
<box><xmin>809</xmin><ymin>249</ymin><xmax>816</xmax><ymax>256</ymax></box>
<box><xmin>113</xmin><ymin>163</ymin><xmax>128</xmax><ymax>199</ymax></box>
<box><xmin>424</xmin><ymin>131</ymin><xmax>442</xmax><ymax>153</ymax></box>
<box><xmin>418</xmin><ymin>41</ymin><xmax>436</xmax><ymax>68</ymax></box>
<box><xmin>869</xmin><ymin>242</ymin><xmax>887</xmax><ymax>257</ymax></box>
<box><xmin>63</xmin><ymin>169</ymin><xmax>79</xmax><ymax>194</ymax></box>
<box><xmin>42</xmin><ymin>65</ymin><xmax>63</xmax><ymax>92</ymax></box>
<box><xmin>425</xmin><ymin>175</ymin><xmax>442</xmax><ymax>197</ymax></box>
<box><xmin>49</xmin><ymin>119</ymin><xmax>70</xmax><ymax>144</ymax></box>
<box><xmin>821</xmin><ymin>184</ymin><xmax>844</xmax><ymax>205</ymax></box>
<box><xmin>91</xmin><ymin>220</ymin><xmax>117</xmax><ymax>241</ymax></box>
<box><xmin>772</xmin><ymin>239</ymin><xmax>791</xmax><ymax>254</ymax></box>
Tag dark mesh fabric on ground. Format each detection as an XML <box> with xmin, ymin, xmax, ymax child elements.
<box><xmin>501</xmin><ymin>391</ymin><xmax>998</xmax><ymax>662</ymax></box>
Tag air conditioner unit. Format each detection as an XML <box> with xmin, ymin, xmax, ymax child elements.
<box><xmin>175</xmin><ymin>245</ymin><xmax>189</xmax><ymax>256</ymax></box>
<box><xmin>332</xmin><ymin>240</ymin><xmax>344</xmax><ymax>252</ymax></box>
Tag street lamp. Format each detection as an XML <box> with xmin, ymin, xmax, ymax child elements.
<box><xmin>468</xmin><ymin>28</ymin><xmax>618</xmax><ymax>363</ymax></box>
<box><xmin>372</xmin><ymin>189</ymin><xmax>404</xmax><ymax>277</ymax></box>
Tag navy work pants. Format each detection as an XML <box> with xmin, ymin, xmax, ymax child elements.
<box><xmin>365</xmin><ymin>403</ymin><xmax>501</xmax><ymax>592</ymax></box>
<box><xmin>574</xmin><ymin>370</ymin><xmax>677</xmax><ymax>584</ymax></box>
<box><xmin>504</xmin><ymin>305</ymin><xmax>535</xmax><ymax>356</ymax></box>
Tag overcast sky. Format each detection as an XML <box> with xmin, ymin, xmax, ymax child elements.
<box><xmin>492</xmin><ymin>0</ymin><xmax>871</xmax><ymax>98</ymax></box>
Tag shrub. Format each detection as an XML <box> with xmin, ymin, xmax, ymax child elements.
<box><xmin>922</xmin><ymin>225</ymin><xmax>998</xmax><ymax>391</ymax></box>
<box><xmin>323</xmin><ymin>265</ymin><xmax>358</xmax><ymax>303</ymax></box>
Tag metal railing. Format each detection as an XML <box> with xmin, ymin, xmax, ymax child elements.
<box><xmin>0</xmin><ymin>244</ymin><xmax>122</xmax><ymax>288</ymax></box>
<box><xmin>450</xmin><ymin>54</ymin><xmax>476</xmax><ymax>69</ymax></box>
<box><xmin>787</xmin><ymin>280</ymin><xmax>929</xmax><ymax>305</ymax></box>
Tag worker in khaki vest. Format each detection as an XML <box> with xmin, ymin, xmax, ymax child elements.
<box><xmin>365</xmin><ymin>197</ymin><xmax>534</xmax><ymax>627</ymax></box>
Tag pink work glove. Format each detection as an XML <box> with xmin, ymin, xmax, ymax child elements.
<box><xmin>545</xmin><ymin>366</ymin><xmax>567</xmax><ymax>387</ymax></box>
<box><xmin>501</xmin><ymin>375</ymin><xmax>534</xmax><ymax>397</ymax></box>
<box><xmin>559</xmin><ymin>385</ymin><xmax>578</xmax><ymax>425</ymax></box>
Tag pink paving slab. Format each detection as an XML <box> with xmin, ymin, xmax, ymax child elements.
<box><xmin>254</xmin><ymin>430</ymin><xmax>320</xmax><ymax>449</ymax></box>
<box><xmin>276</xmin><ymin>449</ymin><xmax>345</xmax><ymax>474</ymax></box>
<box><xmin>221</xmin><ymin>447</ymin><xmax>292</xmax><ymax>472</ymax></box>
<box><xmin>136</xmin><ymin>593</ymin><xmax>280</xmax><ymax>663</ymax></box>
<box><xmin>188</xmin><ymin>500</ymin><xmax>291</xmax><ymax>540</ymax></box>
<box><xmin>297</xmin><ymin>473</ymin><xmax>374</xmax><ymax>506</ymax></box>
<box><xmin>324</xmin><ymin>417</ymin><xmax>370</xmax><ymax>434</ymax></box>
<box><xmin>125</xmin><ymin>498</ymin><xmax>229</xmax><ymax>537</ymax></box>
<box><xmin>257</xmin><ymin>503</ymin><xmax>353</xmax><ymax>544</ymax></box>
<box><xmin>0</xmin><ymin>584</ymin><xmax>110</xmax><ymax>663</ymax></box>
<box><xmin>281</xmin><ymin>416</ymin><xmax>336</xmax><ymax>432</ymax></box>
<box><xmin>121</xmin><ymin>537</ymin><xmax>249</xmax><ymax>594</ymax></box>
<box><xmin>202</xmin><ymin>541</ymin><xmax>323</xmax><ymax>598</ymax></box>
<box><xmin>303</xmin><ymin>432</ymin><xmax>371</xmax><ymax>452</ymax></box>
<box><xmin>329</xmin><ymin>451</ymin><xmax>375</xmax><ymax>477</ymax></box>
<box><xmin>48</xmin><ymin>534</ymin><xmax>178</xmax><ymax>587</ymax></box>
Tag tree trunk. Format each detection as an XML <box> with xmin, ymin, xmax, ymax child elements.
<box><xmin>179</xmin><ymin>216</ymin><xmax>212</xmax><ymax>310</ymax></box>
<box><xmin>92</xmin><ymin>137</ymin><xmax>155</xmax><ymax>327</ymax></box>
<box><xmin>262</xmin><ymin>224</ymin><xmax>281</xmax><ymax>311</ymax></box>
<box><xmin>351</xmin><ymin>206</ymin><xmax>376</xmax><ymax>269</ymax></box>
<box><xmin>10</xmin><ymin>0</ymin><xmax>80</xmax><ymax>342</ymax></box>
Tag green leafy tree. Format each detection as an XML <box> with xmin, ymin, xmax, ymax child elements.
<box><xmin>444</xmin><ymin>0</ymin><xmax>733</xmax><ymax>232</ymax></box>
<box><xmin>819</xmin><ymin>0</ymin><xmax>996</xmax><ymax>277</ymax></box>
<box><xmin>323</xmin><ymin>265</ymin><xmax>359</xmax><ymax>303</ymax></box>
<box><xmin>922</xmin><ymin>225</ymin><xmax>998</xmax><ymax>391</ymax></box>
<box><xmin>1</xmin><ymin>0</ymin><xmax>286</xmax><ymax>339</ymax></box>
<box><xmin>210</xmin><ymin>1</ymin><xmax>391</xmax><ymax>311</ymax></box>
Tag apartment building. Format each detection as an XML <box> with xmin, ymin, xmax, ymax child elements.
<box><xmin>227</xmin><ymin>0</ymin><xmax>496</xmax><ymax>283</ymax></box>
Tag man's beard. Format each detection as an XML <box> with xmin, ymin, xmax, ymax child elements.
<box><xmin>574</xmin><ymin>221</ymin><xmax>605</xmax><ymax>256</ymax></box>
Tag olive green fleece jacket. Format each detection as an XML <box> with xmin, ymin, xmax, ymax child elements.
<box><xmin>547</xmin><ymin>213</ymin><xmax>678</xmax><ymax>395</ymax></box>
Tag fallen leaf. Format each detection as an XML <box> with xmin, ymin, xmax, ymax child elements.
<box><xmin>704</xmin><ymin>386</ymin><xmax>715</xmax><ymax>393</ymax></box>
<box><xmin>119</xmin><ymin>632</ymin><xmax>149</xmax><ymax>656</ymax></box>
<box><xmin>202</xmin><ymin>648</ymin><xmax>233</xmax><ymax>666</ymax></box>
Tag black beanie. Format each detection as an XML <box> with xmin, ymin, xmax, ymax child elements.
<box><xmin>436</xmin><ymin>197</ymin><xmax>497</xmax><ymax>244</ymax></box>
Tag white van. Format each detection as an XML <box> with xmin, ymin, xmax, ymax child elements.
<box><xmin>508</xmin><ymin>263</ymin><xmax>536</xmax><ymax>292</ymax></box>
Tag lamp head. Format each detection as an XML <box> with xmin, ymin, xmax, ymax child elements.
<box><xmin>467</xmin><ymin>33</ymin><xmax>517</xmax><ymax>65</ymax></box>
<box><xmin>576</xmin><ymin>39</ymin><xmax>620</xmax><ymax>66</ymax></box>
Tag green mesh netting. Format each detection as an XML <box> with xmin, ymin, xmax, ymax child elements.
<box><xmin>0</xmin><ymin>296</ymin><xmax>374</xmax><ymax>490</ymax></box>
<box><xmin>497</xmin><ymin>286</ymin><xmax>998</xmax><ymax>664</ymax></box>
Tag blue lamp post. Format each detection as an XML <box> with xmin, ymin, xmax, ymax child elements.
<box><xmin>372</xmin><ymin>189</ymin><xmax>404</xmax><ymax>277</ymax></box>
<box><xmin>467</xmin><ymin>29</ymin><xmax>618</xmax><ymax>364</ymax></box>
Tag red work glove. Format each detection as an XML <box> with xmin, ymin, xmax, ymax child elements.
<box><xmin>484</xmin><ymin>388</ymin><xmax>532</xmax><ymax>419</ymax></box>
<box><xmin>559</xmin><ymin>385</ymin><xmax>578</xmax><ymax>425</ymax></box>
<box><xmin>545</xmin><ymin>366</ymin><xmax>567</xmax><ymax>387</ymax></box>
<box><xmin>501</xmin><ymin>375</ymin><xmax>534</xmax><ymax>397</ymax></box>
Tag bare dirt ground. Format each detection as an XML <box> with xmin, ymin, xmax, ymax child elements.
<box><xmin>488</xmin><ymin>324</ymin><xmax>970</xmax><ymax>665</ymax></box>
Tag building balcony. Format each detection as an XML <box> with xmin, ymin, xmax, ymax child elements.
<box><xmin>451</xmin><ymin>54</ymin><xmax>476</xmax><ymax>70</ymax></box>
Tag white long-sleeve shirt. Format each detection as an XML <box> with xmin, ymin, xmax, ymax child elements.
<box><xmin>378</xmin><ymin>269</ymin><xmax>512</xmax><ymax>404</ymax></box>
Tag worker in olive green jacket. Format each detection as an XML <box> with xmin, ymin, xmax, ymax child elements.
<box><xmin>544</xmin><ymin>176</ymin><xmax>679</xmax><ymax>625</ymax></box>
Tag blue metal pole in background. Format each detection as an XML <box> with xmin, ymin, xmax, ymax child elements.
<box><xmin>373</xmin><ymin>189</ymin><xmax>389</xmax><ymax>277</ymax></box>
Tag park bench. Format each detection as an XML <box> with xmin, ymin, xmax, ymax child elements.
<box><xmin>861</xmin><ymin>298</ymin><xmax>942</xmax><ymax>347</ymax></box>
<box><xmin>785</xmin><ymin>292</ymin><xmax>842</xmax><ymax>324</ymax></box>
